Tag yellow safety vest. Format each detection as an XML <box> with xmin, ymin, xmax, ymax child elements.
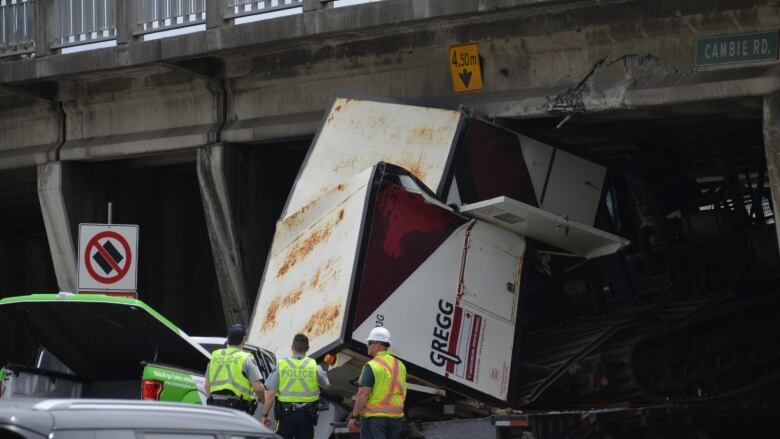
<box><xmin>361</xmin><ymin>351</ymin><xmax>406</xmax><ymax>418</ymax></box>
<box><xmin>207</xmin><ymin>347</ymin><xmax>254</xmax><ymax>401</ymax></box>
<box><xmin>277</xmin><ymin>357</ymin><xmax>320</xmax><ymax>403</ymax></box>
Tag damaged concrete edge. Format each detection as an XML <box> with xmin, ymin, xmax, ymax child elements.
<box><xmin>487</xmin><ymin>54</ymin><xmax>780</xmax><ymax>122</ymax></box>
<box><xmin>546</xmin><ymin>54</ymin><xmax>685</xmax><ymax>123</ymax></box>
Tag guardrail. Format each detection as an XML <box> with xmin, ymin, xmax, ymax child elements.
<box><xmin>0</xmin><ymin>0</ymin><xmax>392</xmax><ymax>57</ymax></box>
<box><xmin>0</xmin><ymin>0</ymin><xmax>35</xmax><ymax>56</ymax></box>
<box><xmin>52</xmin><ymin>0</ymin><xmax>115</xmax><ymax>48</ymax></box>
<box><xmin>225</xmin><ymin>0</ymin><xmax>303</xmax><ymax>20</ymax></box>
<box><xmin>137</xmin><ymin>0</ymin><xmax>206</xmax><ymax>36</ymax></box>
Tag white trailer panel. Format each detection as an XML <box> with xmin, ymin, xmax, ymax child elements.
<box><xmin>247</xmin><ymin>168</ymin><xmax>375</xmax><ymax>357</ymax></box>
<box><xmin>351</xmin><ymin>220</ymin><xmax>525</xmax><ymax>401</ymax></box>
<box><xmin>459</xmin><ymin>196</ymin><xmax>630</xmax><ymax>258</ymax></box>
<box><xmin>283</xmin><ymin>97</ymin><xmax>462</xmax><ymax>217</ymax></box>
<box><xmin>518</xmin><ymin>134</ymin><xmax>607</xmax><ymax>226</ymax></box>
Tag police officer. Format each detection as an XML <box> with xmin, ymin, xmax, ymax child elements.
<box><xmin>348</xmin><ymin>327</ymin><xmax>407</xmax><ymax>439</ymax></box>
<box><xmin>204</xmin><ymin>323</ymin><xmax>265</xmax><ymax>414</ymax></box>
<box><xmin>262</xmin><ymin>333</ymin><xmax>330</xmax><ymax>439</ymax></box>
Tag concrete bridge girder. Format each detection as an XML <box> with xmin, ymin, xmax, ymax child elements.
<box><xmin>0</xmin><ymin>0</ymin><xmax>779</xmax><ymax>163</ymax></box>
<box><xmin>0</xmin><ymin>100</ymin><xmax>61</xmax><ymax>171</ymax></box>
<box><xmin>57</xmin><ymin>67</ymin><xmax>223</xmax><ymax>162</ymax></box>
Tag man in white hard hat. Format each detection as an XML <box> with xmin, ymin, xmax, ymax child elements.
<box><xmin>348</xmin><ymin>327</ymin><xmax>407</xmax><ymax>439</ymax></box>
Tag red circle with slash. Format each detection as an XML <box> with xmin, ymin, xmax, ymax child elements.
<box><xmin>84</xmin><ymin>230</ymin><xmax>132</xmax><ymax>284</ymax></box>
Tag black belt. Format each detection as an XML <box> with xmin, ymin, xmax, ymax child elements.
<box><xmin>278</xmin><ymin>401</ymin><xmax>318</xmax><ymax>416</ymax></box>
<box><xmin>207</xmin><ymin>395</ymin><xmax>257</xmax><ymax>414</ymax></box>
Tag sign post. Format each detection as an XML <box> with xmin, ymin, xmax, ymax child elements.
<box><xmin>78</xmin><ymin>223</ymin><xmax>139</xmax><ymax>296</ymax></box>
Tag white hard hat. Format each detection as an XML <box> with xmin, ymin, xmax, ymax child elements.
<box><xmin>367</xmin><ymin>327</ymin><xmax>392</xmax><ymax>343</ymax></box>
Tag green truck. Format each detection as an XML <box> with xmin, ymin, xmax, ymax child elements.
<box><xmin>0</xmin><ymin>292</ymin><xmax>275</xmax><ymax>405</ymax></box>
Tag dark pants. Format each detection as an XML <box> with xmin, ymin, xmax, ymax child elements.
<box><xmin>276</xmin><ymin>407</ymin><xmax>316</xmax><ymax>439</ymax></box>
<box><xmin>360</xmin><ymin>417</ymin><xmax>403</xmax><ymax>439</ymax></box>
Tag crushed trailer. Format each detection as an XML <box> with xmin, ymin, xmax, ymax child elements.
<box><xmin>247</xmin><ymin>97</ymin><xmax>780</xmax><ymax>437</ymax></box>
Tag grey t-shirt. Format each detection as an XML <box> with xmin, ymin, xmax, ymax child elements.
<box><xmin>359</xmin><ymin>364</ymin><xmax>375</xmax><ymax>387</ymax></box>
<box><xmin>265</xmin><ymin>353</ymin><xmax>330</xmax><ymax>391</ymax></box>
<box><xmin>206</xmin><ymin>347</ymin><xmax>264</xmax><ymax>384</ymax></box>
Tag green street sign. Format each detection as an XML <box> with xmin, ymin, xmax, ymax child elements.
<box><xmin>696</xmin><ymin>31</ymin><xmax>778</xmax><ymax>66</ymax></box>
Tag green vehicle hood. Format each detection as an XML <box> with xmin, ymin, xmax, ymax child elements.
<box><xmin>0</xmin><ymin>293</ymin><xmax>210</xmax><ymax>381</ymax></box>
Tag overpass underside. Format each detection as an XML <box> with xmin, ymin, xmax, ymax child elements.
<box><xmin>0</xmin><ymin>0</ymin><xmax>779</xmax><ymax>360</ymax></box>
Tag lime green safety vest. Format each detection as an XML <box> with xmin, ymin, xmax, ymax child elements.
<box><xmin>277</xmin><ymin>357</ymin><xmax>319</xmax><ymax>403</ymax></box>
<box><xmin>208</xmin><ymin>347</ymin><xmax>254</xmax><ymax>401</ymax></box>
<box><xmin>361</xmin><ymin>351</ymin><xmax>406</xmax><ymax>418</ymax></box>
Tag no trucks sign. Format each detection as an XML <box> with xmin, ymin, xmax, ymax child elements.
<box><xmin>78</xmin><ymin>224</ymin><xmax>139</xmax><ymax>292</ymax></box>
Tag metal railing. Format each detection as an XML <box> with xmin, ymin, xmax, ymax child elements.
<box><xmin>0</xmin><ymin>0</ymin><xmax>391</xmax><ymax>57</ymax></box>
<box><xmin>137</xmin><ymin>0</ymin><xmax>206</xmax><ymax>35</ymax></box>
<box><xmin>332</xmin><ymin>0</ymin><xmax>386</xmax><ymax>8</ymax></box>
<box><xmin>0</xmin><ymin>0</ymin><xmax>35</xmax><ymax>56</ymax></box>
<box><xmin>226</xmin><ymin>0</ymin><xmax>302</xmax><ymax>20</ymax></box>
<box><xmin>53</xmin><ymin>0</ymin><xmax>116</xmax><ymax>48</ymax></box>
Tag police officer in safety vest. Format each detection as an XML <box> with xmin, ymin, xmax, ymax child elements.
<box><xmin>348</xmin><ymin>327</ymin><xmax>407</xmax><ymax>439</ymax></box>
<box><xmin>262</xmin><ymin>333</ymin><xmax>330</xmax><ymax>439</ymax></box>
<box><xmin>204</xmin><ymin>324</ymin><xmax>265</xmax><ymax>414</ymax></box>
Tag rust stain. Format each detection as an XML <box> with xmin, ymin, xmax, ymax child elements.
<box><xmin>338</xmin><ymin>209</ymin><xmax>345</xmax><ymax>222</ymax></box>
<box><xmin>309</xmin><ymin>269</ymin><xmax>321</xmax><ymax>290</ymax></box>
<box><xmin>282</xmin><ymin>203</ymin><xmax>310</xmax><ymax>229</ymax></box>
<box><xmin>283</xmin><ymin>282</ymin><xmax>304</xmax><ymax>307</ymax></box>
<box><xmin>301</xmin><ymin>303</ymin><xmax>342</xmax><ymax>337</ymax></box>
<box><xmin>332</xmin><ymin>157</ymin><xmax>359</xmax><ymax>173</ymax></box>
<box><xmin>261</xmin><ymin>297</ymin><xmax>282</xmax><ymax>333</ymax></box>
<box><xmin>326</xmin><ymin>104</ymin><xmax>343</xmax><ymax>124</ymax></box>
<box><xmin>396</xmin><ymin>160</ymin><xmax>428</xmax><ymax>182</ymax></box>
<box><xmin>414</xmin><ymin>126</ymin><xmax>435</xmax><ymax>144</ymax></box>
<box><xmin>324</xmin><ymin>258</ymin><xmax>340</xmax><ymax>282</ymax></box>
<box><xmin>276</xmin><ymin>219</ymin><xmax>335</xmax><ymax>278</ymax></box>
<box><xmin>284</xmin><ymin>182</ymin><xmax>349</xmax><ymax>231</ymax></box>
<box><xmin>309</xmin><ymin>257</ymin><xmax>341</xmax><ymax>290</ymax></box>
<box><xmin>261</xmin><ymin>282</ymin><xmax>306</xmax><ymax>333</ymax></box>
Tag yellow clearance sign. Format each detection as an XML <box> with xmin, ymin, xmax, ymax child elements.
<box><xmin>449</xmin><ymin>43</ymin><xmax>483</xmax><ymax>93</ymax></box>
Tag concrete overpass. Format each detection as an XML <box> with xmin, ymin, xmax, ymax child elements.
<box><xmin>1</xmin><ymin>0</ymin><xmax>779</xmax><ymax>361</ymax></box>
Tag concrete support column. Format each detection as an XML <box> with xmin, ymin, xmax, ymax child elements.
<box><xmin>116</xmin><ymin>0</ymin><xmax>138</xmax><ymax>44</ymax></box>
<box><xmin>37</xmin><ymin>162</ymin><xmax>77</xmax><ymax>293</ymax></box>
<box><xmin>34</xmin><ymin>0</ymin><xmax>52</xmax><ymax>57</ymax></box>
<box><xmin>763</xmin><ymin>94</ymin><xmax>780</xmax><ymax>254</ymax></box>
<box><xmin>197</xmin><ymin>144</ymin><xmax>250</xmax><ymax>325</ymax></box>
<box><xmin>206</xmin><ymin>0</ymin><xmax>226</xmax><ymax>29</ymax></box>
<box><xmin>303</xmin><ymin>0</ymin><xmax>332</xmax><ymax>12</ymax></box>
